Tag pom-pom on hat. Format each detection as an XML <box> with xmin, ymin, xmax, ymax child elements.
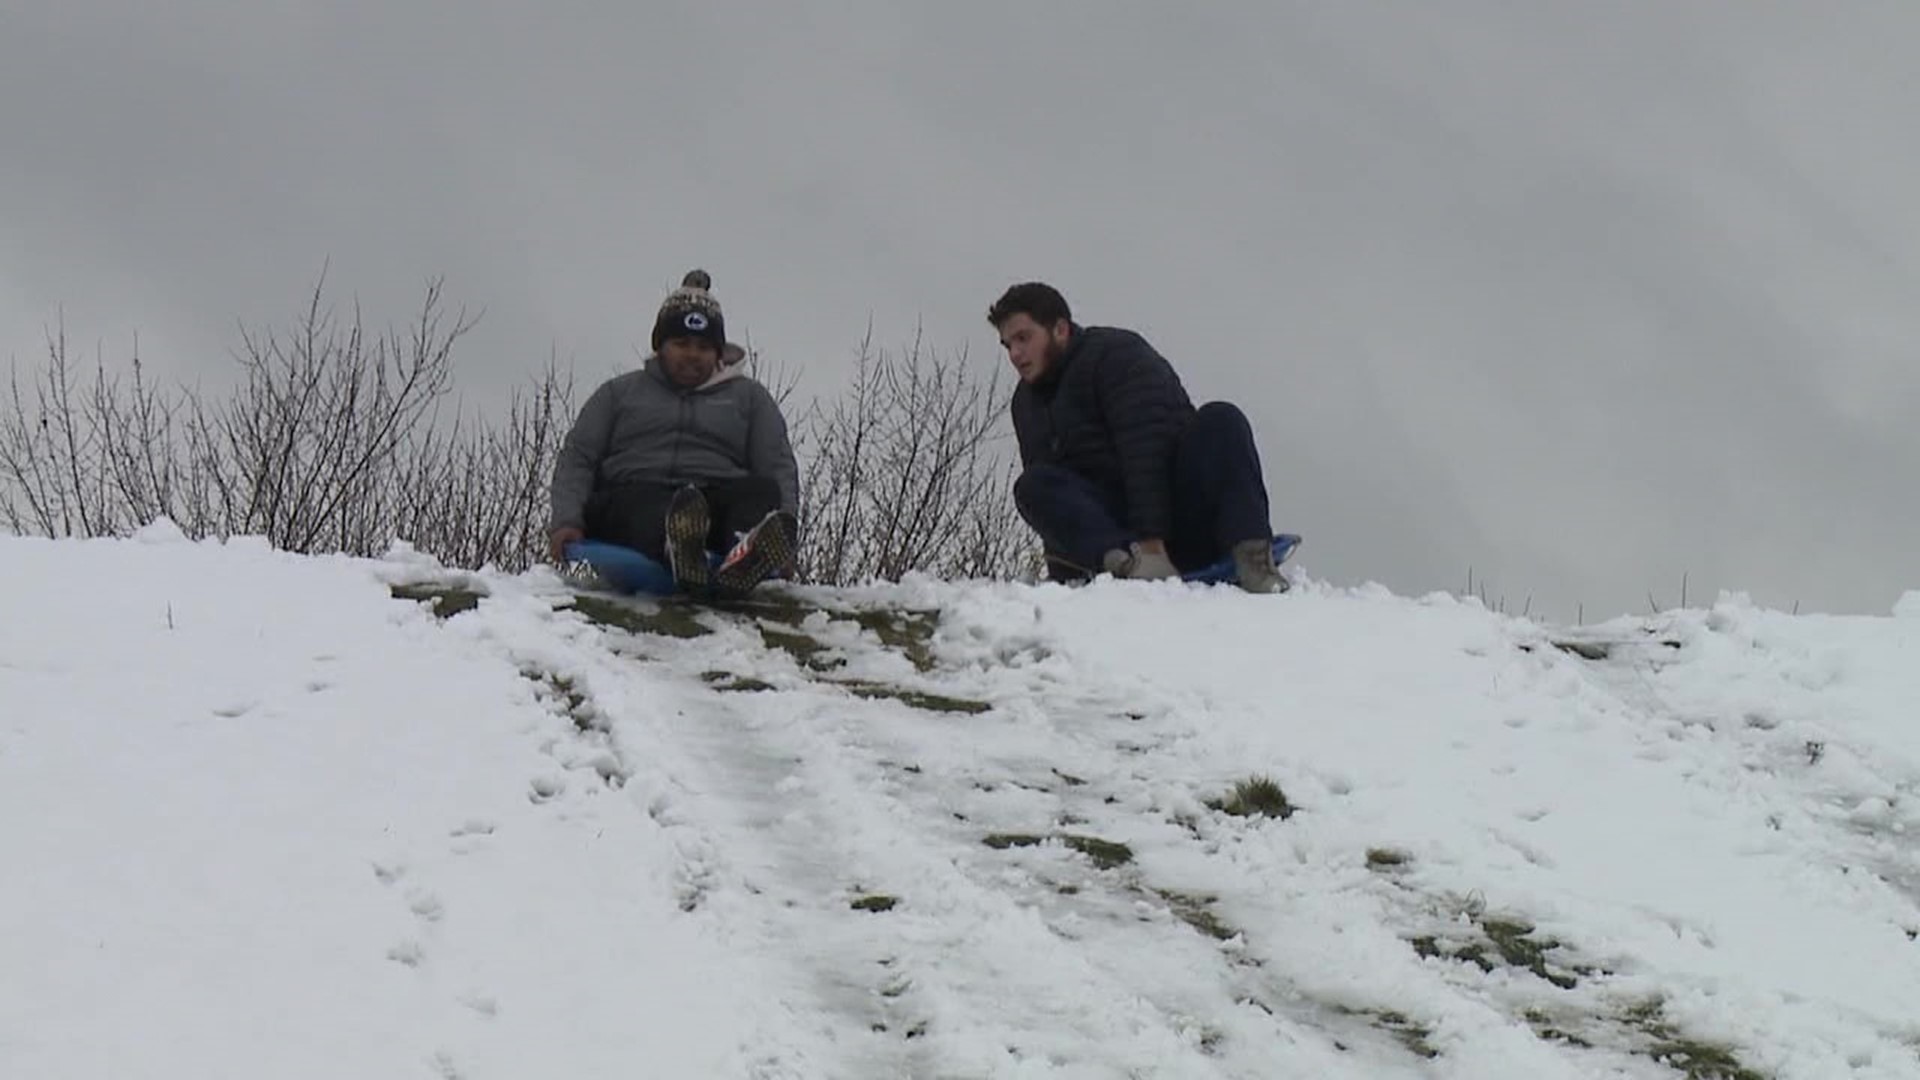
<box><xmin>651</xmin><ymin>269</ymin><xmax>738</xmax><ymax>362</ymax></box>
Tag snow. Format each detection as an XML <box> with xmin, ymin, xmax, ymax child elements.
<box><xmin>3</xmin><ymin>529</ymin><xmax>1917</xmax><ymax>1079</ymax></box>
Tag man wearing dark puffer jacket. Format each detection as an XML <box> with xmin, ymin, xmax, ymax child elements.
<box><xmin>548</xmin><ymin>270</ymin><xmax>800</xmax><ymax>594</ymax></box>
<box><xmin>989</xmin><ymin>281</ymin><xmax>1286</xmax><ymax>593</ymax></box>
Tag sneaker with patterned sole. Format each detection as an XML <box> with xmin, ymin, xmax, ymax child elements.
<box><xmin>664</xmin><ymin>485</ymin><xmax>713</xmax><ymax>592</ymax></box>
<box><xmin>713</xmin><ymin>510</ymin><xmax>797</xmax><ymax>598</ymax></box>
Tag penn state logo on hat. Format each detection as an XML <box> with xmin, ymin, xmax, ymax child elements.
<box><xmin>652</xmin><ymin>269</ymin><xmax>729</xmax><ymax>354</ymax></box>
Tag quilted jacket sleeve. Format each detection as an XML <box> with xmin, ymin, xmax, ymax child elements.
<box><xmin>744</xmin><ymin>381</ymin><xmax>801</xmax><ymax>512</ymax></box>
<box><xmin>549</xmin><ymin>381</ymin><xmax>616</xmax><ymax>531</ymax></box>
<box><xmin>1095</xmin><ymin>332</ymin><xmax>1187</xmax><ymax>539</ymax></box>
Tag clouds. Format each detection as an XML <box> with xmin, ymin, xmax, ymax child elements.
<box><xmin>4</xmin><ymin>3</ymin><xmax>1916</xmax><ymax>617</ymax></box>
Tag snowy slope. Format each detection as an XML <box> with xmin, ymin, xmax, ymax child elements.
<box><xmin>3</xmin><ymin>526</ymin><xmax>1917</xmax><ymax>1079</ymax></box>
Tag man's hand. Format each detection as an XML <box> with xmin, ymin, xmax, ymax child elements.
<box><xmin>549</xmin><ymin>526</ymin><xmax>584</xmax><ymax>564</ymax></box>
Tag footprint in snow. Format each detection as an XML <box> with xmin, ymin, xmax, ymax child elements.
<box><xmin>387</xmin><ymin>940</ymin><xmax>425</xmax><ymax>967</ymax></box>
<box><xmin>447</xmin><ymin>818</ymin><xmax>498</xmax><ymax>855</ymax></box>
<box><xmin>528</xmin><ymin>774</ymin><xmax>567</xmax><ymax>804</ymax></box>
<box><xmin>407</xmin><ymin>890</ymin><xmax>445</xmax><ymax>923</ymax></box>
<box><xmin>372</xmin><ymin>860</ymin><xmax>408</xmax><ymax>886</ymax></box>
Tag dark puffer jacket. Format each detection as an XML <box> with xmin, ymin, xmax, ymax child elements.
<box><xmin>1010</xmin><ymin>324</ymin><xmax>1195</xmax><ymax>539</ymax></box>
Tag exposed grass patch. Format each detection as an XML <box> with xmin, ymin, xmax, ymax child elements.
<box><xmin>1372</xmin><ymin>1009</ymin><xmax>1440</xmax><ymax>1059</ymax></box>
<box><xmin>850</xmin><ymin>894</ymin><xmax>897</xmax><ymax>913</ymax></box>
<box><xmin>517</xmin><ymin>666</ymin><xmax>598</xmax><ymax>731</ymax></box>
<box><xmin>707</xmin><ymin>595</ymin><xmax>941</xmax><ymax>671</ymax></box>
<box><xmin>1157</xmin><ymin>889</ymin><xmax>1238</xmax><ymax>941</ymax></box>
<box><xmin>1483</xmin><ymin>918</ymin><xmax>1580</xmax><ymax>988</ymax></box>
<box><xmin>843</xmin><ymin>681</ymin><xmax>990</xmax><ymax>714</ymax></box>
<box><xmin>702</xmin><ymin>670</ymin><xmax>776</xmax><ymax>693</ymax></box>
<box><xmin>1539</xmin><ymin>633</ymin><xmax>1682</xmax><ymax>661</ymax></box>
<box><xmin>1409</xmin><ymin>914</ymin><xmax>1587</xmax><ymax>990</ymax></box>
<box><xmin>982</xmin><ymin>831</ymin><xmax>1134</xmax><ymax>870</ymax></box>
<box><xmin>567</xmin><ymin>594</ymin><xmax>711</xmax><ymax>638</ymax></box>
<box><xmin>846</xmin><ymin>608</ymin><xmax>940</xmax><ymax>672</ymax></box>
<box><xmin>1366</xmin><ymin>847</ymin><xmax>1412</xmax><ymax>870</ymax></box>
<box><xmin>1207</xmin><ymin>775</ymin><xmax>1295</xmax><ymax>820</ymax></box>
<box><xmin>1522</xmin><ymin>1008</ymin><xmax>1594</xmax><ymax>1049</ymax></box>
<box><xmin>1550</xmin><ymin>639</ymin><xmax>1611</xmax><ymax>661</ymax></box>
<box><xmin>546</xmin><ymin>673</ymin><xmax>594</xmax><ymax>729</ymax></box>
<box><xmin>1650</xmin><ymin>1037</ymin><xmax>1767</xmax><ymax>1079</ymax></box>
<box><xmin>698</xmin><ymin>592</ymin><xmax>812</xmax><ymax>622</ymax></box>
<box><xmin>1621</xmin><ymin>998</ymin><xmax>1766</xmax><ymax>1080</ymax></box>
<box><xmin>759</xmin><ymin>625</ymin><xmax>844</xmax><ymax>670</ymax></box>
<box><xmin>543</xmin><ymin>672</ymin><xmax>588</xmax><ymax>715</ymax></box>
<box><xmin>390</xmin><ymin>583</ymin><xmax>484</xmax><ymax>619</ymax></box>
<box><xmin>1062</xmin><ymin>834</ymin><xmax>1134</xmax><ymax>869</ymax></box>
<box><xmin>1326</xmin><ymin>1002</ymin><xmax>1440</xmax><ymax>1059</ymax></box>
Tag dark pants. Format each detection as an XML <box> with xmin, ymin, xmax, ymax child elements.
<box><xmin>1013</xmin><ymin>402</ymin><xmax>1272</xmax><ymax>581</ymax></box>
<box><xmin>585</xmin><ymin>475</ymin><xmax>781</xmax><ymax>561</ymax></box>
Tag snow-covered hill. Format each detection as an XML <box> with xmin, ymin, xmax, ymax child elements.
<box><xmin>4</xmin><ymin>525</ymin><xmax>1917</xmax><ymax>1079</ymax></box>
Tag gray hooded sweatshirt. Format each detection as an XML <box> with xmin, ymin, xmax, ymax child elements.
<box><xmin>548</xmin><ymin>355</ymin><xmax>799</xmax><ymax>531</ymax></box>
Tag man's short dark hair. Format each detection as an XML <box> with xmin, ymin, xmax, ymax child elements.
<box><xmin>987</xmin><ymin>282</ymin><xmax>1072</xmax><ymax>330</ymax></box>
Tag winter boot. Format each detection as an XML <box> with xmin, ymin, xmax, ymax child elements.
<box><xmin>1232</xmin><ymin>537</ymin><xmax>1289</xmax><ymax>594</ymax></box>
<box><xmin>664</xmin><ymin>484</ymin><xmax>713</xmax><ymax>592</ymax></box>
<box><xmin>714</xmin><ymin>510</ymin><xmax>798</xmax><ymax>598</ymax></box>
<box><xmin>1101</xmin><ymin>543</ymin><xmax>1180</xmax><ymax>581</ymax></box>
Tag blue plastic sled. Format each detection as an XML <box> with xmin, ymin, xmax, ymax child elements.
<box><xmin>566</xmin><ymin>538</ymin><xmax>796</xmax><ymax>598</ymax></box>
<box><xmin>569</xmin><ymin>533</ymin><xmax>1300</xmax><ymax>595</ymax></box>
<box><xmin>1182</xmin><ymin>533</ymin><xmax>1302</xmax><ymax>585</ymax></box>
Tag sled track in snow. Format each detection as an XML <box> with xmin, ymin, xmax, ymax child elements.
<box><xmin>402</xmin><ymin>579</ymin><xmax>1908</xmax><ymax>1079</ymax></box>
<box><xmin>453</xmin><ymin>585</ymin><xmax>1452</xmax><ymax>1078</ymax></box>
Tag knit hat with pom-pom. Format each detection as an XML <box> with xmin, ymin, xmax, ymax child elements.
<box><xmin>651</xmin><ymin>269</ymin><xmax>728</xmax><ymax>354</ymax></box>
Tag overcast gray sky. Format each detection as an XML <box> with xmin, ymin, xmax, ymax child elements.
<box><xmin>5</xmin><ymin>2</ymin><xmax>1917</xmax><ymax>620</ymax></box>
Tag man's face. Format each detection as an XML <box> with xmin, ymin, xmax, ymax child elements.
<box><xmin>660</xmin><ymin>337</ymin><xmax>720</xmax><ymax>387</ymax></box>
<box><xmin>997</xmin><ymin>313</ymin><xmax>1070</xmax><ymax>384</ymax></box>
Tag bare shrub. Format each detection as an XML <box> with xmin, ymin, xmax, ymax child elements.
<box><xmin>181</xmin><ymin>273</ymin><xmax>475</xmax><ymax>554</ymax></box>
<box><xmin>793</xmin><ymin>325</ymin><xmax>1037</xmax><ymax>585</ymax></box>
<box><xmin>3</xmin><ymin>283</ymin><xmax>1035</xmax><ymax>585</ymax></box>
<box><xmin>387</xmin><ymin>354</ymin><xmax>575</xmax><ymax>573</ymax></box>
<box><xmin>0</xmin><ymin>275</ymin><xmax>562</xmax><ymax>573</ymax></box>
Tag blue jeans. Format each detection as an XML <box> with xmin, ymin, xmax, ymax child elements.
<box><xmin>1013</xmin><ymin>402</ymin><xmax>1274</xmax><ymax>581</ymax></box>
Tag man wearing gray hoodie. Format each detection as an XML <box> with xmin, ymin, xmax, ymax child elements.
<box><xmin>547</xmin><ymin>270</ymin><xmax>800</xmax><ymax>594</ymax></box>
